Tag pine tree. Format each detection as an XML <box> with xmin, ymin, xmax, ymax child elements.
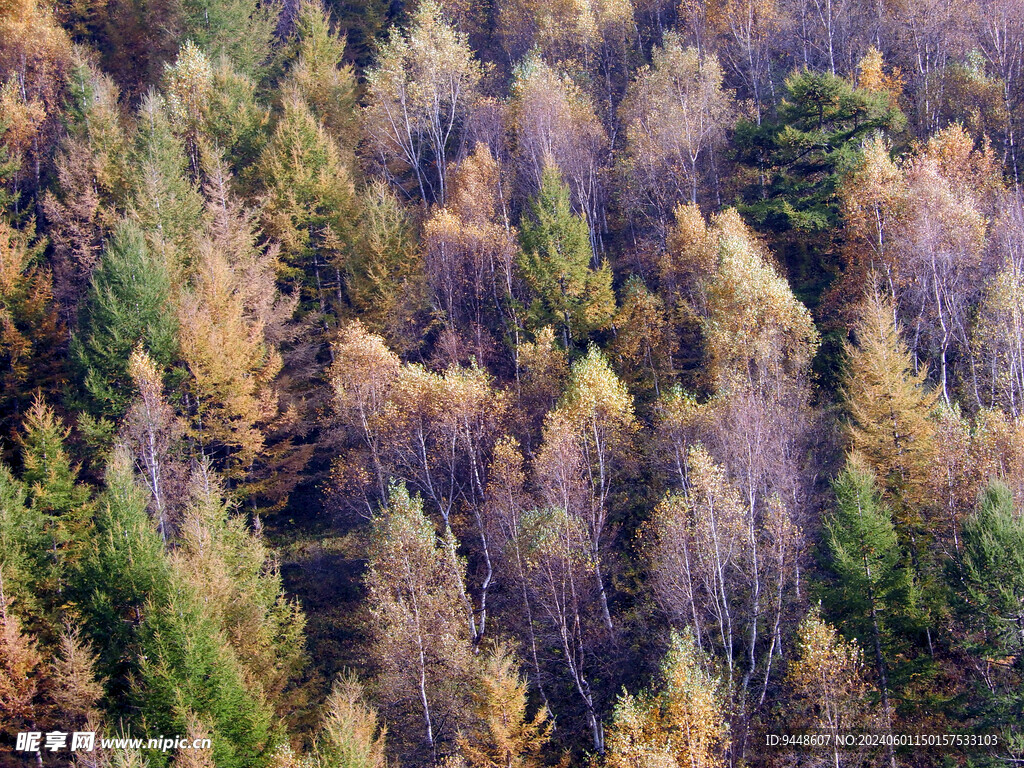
<box><xmin>258</xmin><ymin>88</ymin><xmax>357</xmax><ymax>323</ymax></box>
<box><xmin>73</xmin><ymin>218</ymin><xmax>180</xmax><ymax>421</ymax></box>
<box><xmin>77</xmin><ymin>446</ymin><xmax>171</xmax><ymax>696</ymax></box>
<box><xmin>128</xmin><ymin>92</ymin><xmax>204</xmax><ymax>271</ymax></box>
<box><xmin>285</xmin><ymin>0</ymin><xmax>359</xmax><ymax>152</ymax></box>
<box><xmin>172</xmin><ymin>468</ymin><xmax>306</xmax><ymax>710</ymax></box>
<box><xmin>952</xmin><ymin>482</ymin><xmax>1024</xmax><ymax>757</ymax></box>
<box><xmin>518</xmin><ymin>165</ymin><xmax>614</xmax><ymax>348</ymax></box>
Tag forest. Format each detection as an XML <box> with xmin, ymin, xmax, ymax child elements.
<box><xmin>2</xmin><ymin>0</ymin><xmax>1024</xmax><ymax>764</ymax></box>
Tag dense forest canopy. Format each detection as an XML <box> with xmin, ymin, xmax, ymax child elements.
<box><xmin>3</xmin><ymin>0</ymin><xmax>1024</xmax><ymax>765</ymax></box>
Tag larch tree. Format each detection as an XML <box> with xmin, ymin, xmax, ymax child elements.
<box><xmin>457</xmin><ymin>643</ymin><xmax>552</xmax><ymax>768</ymax></box>
<box><xmin>0</xmin><ymin>217</ymin><xmax>64</xmax><ymax>451</ymax></box>
<box><xmin>178</xmin><ymin>0</ymin><xmax>278</xmax><ymax>78</ymax></box>
<box><xmin>128</xmin><ymin>91</ymin><xmax>204</xmax><ymax>272</ymax></box>
<box><xmin>364</xmin><ymin>483</ymin><xmax>476</xmax><ymax>765</ymax></box>
<box><xmin>177</xmin><ymin>161</ymin><xmax>295</xmax><ymax>486</ymax></box>
<box><xmin>284</xmin><ymin>0</ymin><xmax>359</xmax><ymax>153</ymax></box>
<box><xmin>346</xmin><ymin>180</ymin><xmax>426</xmax><ymax>356</ymax></box>
<box><xmin>362</xmin><ymin>0</ymin><xmax>483</xmax><ymax>204</ymax></box>
<box><xmin>313</xmin><ymin>672</ymin><xmax>388</xmax><ymax>768</ymax></box>
<box><xmin>843</xmin><ymin>288</ymin><xmax>939</xmax><ymax>533</ymax></box>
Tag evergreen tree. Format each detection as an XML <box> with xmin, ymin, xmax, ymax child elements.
<box><xmin>128</xmin><ymin>92</ymin><xmax>204</xmax><ymax>271</ymax></box>
<box><xmin>73</xmin><ymin>219</ymin><xmax>180</xmax><ymax>421</ymax></box>
<box><xmin>179</xmin><ymin>0</ymin><xmax>279</xmax><ymax>78</ymax></box>
<box><xmin>518</xmin><ymin>166</ymin><xmax>614</xmax><ymax>348</ymax></box>
<box><xmin>77</xmin><ymin>447</ymin><xmax>171</xmax><ymax>698</ymax></box>
<box><xmin>952</xmin><ymin>482</ymin><xmax>1024</xmax><ymax>759</ymax></box>
<box><xmin>258</xmin><ymin>88</ymin><xmax>357</xmax><ymax>323</ymax></box>
<box><xmin>734</xmin><ymin>70</ymin><xmax>906</xmax><ymax>302</ymax></box>
<box><xmin>285</xmin><ymin>0</ymin><xmax>359</xmax><ymax>152</ymax></box>
<box><xmin>822</xmin><ymin>462</ymin><xmax>915</xmax><ymax>736</ymax></box>
<box><xmin>135</xmin><ymin>574</ymin><xmax>276</xmax><ymax>768</ymax></box>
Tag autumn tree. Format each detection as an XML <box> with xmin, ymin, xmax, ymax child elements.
<box><xmin>363</xmin><ymin>0</ymin><xmax>483</xmax><ymax>204</ymax></box>
<box><xmin>536</xmin><ymin>346</ymin><xmax>636</xmax><ymax>632</ymax></box>
<box><xmin>177</xmin><ymin>161</ymin><xmax>295</xmax><ymax>486</ymax></box>
<box><xmin>308</xmin><ymin>672</ymin><xmax>386</xmax><ymax>768</ymax></box>
<box><xmin>424</xmin><ymin>144</ymin><xmax>519</xmax><ymax>364</ymax></box>
<box><xmin>0</xmin><ymin>217</ymin><xmax>64</xmax><ymax>451</ymax></box>
<box><xmin>364</xmin><ymin>483</ymin><xmax>476</xmax><ymax>764</ymax></box>
<box><xmin>605</xmin><ymin>629</ymin><xmax>728</xmax><ymax>768</ymax></box>
<box><xmin>42</xmin><ymin>53</ymin><xmax>127</xmax><ymax>321</ymax></box>
<box><xmin>843</xmin><ymin>288</ymin><xmax>938</xmax><ymax>532</ymax></box>
<box><xmin>457</xmin><ymin>643</ymin><xmax>551</xmax><ymax>768</ymax></box>
<box><xmin>787</xmin><ymin>607</ymin><xmax>880</xmax><ymax>768</ymax></box>
<box><xmin>619</xmin><ymin>35</ymin><xmax>734</xmax><ymax>232</ymax></box>
<box><xmin>510</xmin><ymin>55</ymin><xmax>609</xmax><ymax>257</ymax></box>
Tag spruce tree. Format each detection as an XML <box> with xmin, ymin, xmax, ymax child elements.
<box><xmin>823</xmin><ymin>462</ymin><xmax>915</xmax><ymax>737</ymax></box>
<box><xmin>73</xmin><ymin>219</ymin><xmax>179</xmax><ymax>421</ymax></box>
<box><xmin>952</xmin><ymin>482</ymin><xmax>1024</xmax><ymax>757</ymax></box>
<box><xmin>518</xmin><ymin>165</ymin><xmax>614</xmax><ymax>348</ymax></box>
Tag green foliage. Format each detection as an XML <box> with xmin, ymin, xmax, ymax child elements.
<box><xmin>822</xmin><ymin>463</ymin><xmax>918</xmax><ymax>692</ymax></box>
<box><xmin>135</xmin><ymin>578</ymin><xmax>276</xmax><ymax>768</ymax></box>
<box><xmin>518</xmin><ymin>166</ymin><xmax>614</xmax><ymax>348</ymax></box>
<box><xmin>734</xmin><ymin>70</ymin><xmax>905</xmax><ymax>303</ymax></box>
<box><xmin>76</xmin><ymin>447</ymin><xmax>172</xmax><ymax>697</ymax></box>
<box><xmin>180</xmin><ymin>0</ymin><xmax>279</xmax><ymax>77</ymax></box>
<box><xmin>258</xmin><ymin>89</ymin><xmax>357</xmax><ymax>319</ymax></box>
<box><xmin>129</xmin><ymin>92</ymin><xmax>205</xmax><ymax>268</ymax></box>
<box><xmin>72</xmin><ymin>219</ymin><xmax>180</xmax><ymax>420</ymax></box>
<box><xmin>952</xmin><ymin>483</ymin><xmax>1024</xmax><ymax>759</ymax></box>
